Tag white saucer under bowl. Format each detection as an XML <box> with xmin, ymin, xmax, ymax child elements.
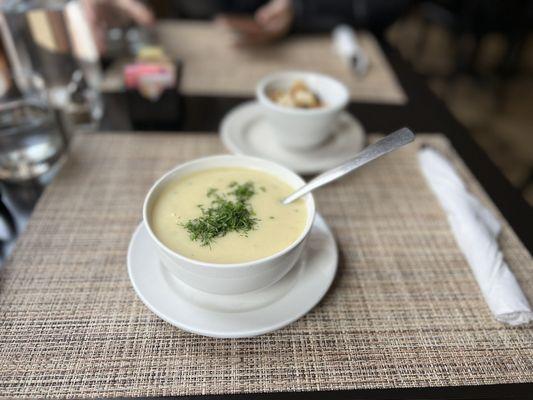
<box><xmin>127</xmin><ymin>214</ymin><xmax>338</xmax><ymax>338</ymax></box>
<box><xmin>220</xmin><ymin>101</ymin><xmax>365</xmax><ymax>175</ymax></box>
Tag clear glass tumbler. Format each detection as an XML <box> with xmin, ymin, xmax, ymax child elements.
<box><xmin>0</xmin><ymin>96</ymin><xmax>66</xmax><ymax>183</ymax></box>
<box><xmin>0</xmin><ymin>0</ymin><xmax>103</xmax><ymax>132</ymax></box>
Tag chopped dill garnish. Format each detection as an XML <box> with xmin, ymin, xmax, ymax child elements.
<box><xmin>229</xmin><ymin>181</ymin><xmax>255</xmax><ymax>202</ymax></box>
<box><xmin>260</xmin><ymin>186</ymin><xmax>266</xmax><ymax>192</ymax></box>
<box><xmin>182</xmin><ymin>181</ymin><xmax>260</xmax><ymax>246</ymax></box>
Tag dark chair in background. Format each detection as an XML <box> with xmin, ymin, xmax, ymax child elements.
<box><xmin>415</xmin><ymin>0</ymin><xmax>532</xmax><ymax>80</ymax></box>
<box><xmin>411</xmin><ymin>0</ymin><xmax>533</xmax><ymax>196</ymax></box>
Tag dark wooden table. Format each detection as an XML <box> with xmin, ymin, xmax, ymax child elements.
<box><xmin>5</xmin><ymin>38</ymin><xmax>533</xmax><ymax>400</ymax></box>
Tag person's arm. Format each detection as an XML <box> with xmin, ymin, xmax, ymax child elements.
<box><xmin>217</xmin><ymin>0</ymin><xmax>294</xmax><ymax>45</ymax></box>
<box><xmin>218</xmin><ymin>0</ymin><xmax>410</xmax><ymax>46</ymax></box>
<box><xmin>291</xmin><ymin>0</ymin><xmax>411</xmax><ymax>35</ymax></box>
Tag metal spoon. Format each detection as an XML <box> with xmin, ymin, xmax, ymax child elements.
<box><xmin>282</xmin><ymin>127</ymin><xmax>415</xmax><ymax>205</ymax></box>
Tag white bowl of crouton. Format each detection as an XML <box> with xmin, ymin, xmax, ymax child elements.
<box><xmin>256</xmin><ymin>71</ymin><xmax>349</xmax><ymax>150</ymax></box>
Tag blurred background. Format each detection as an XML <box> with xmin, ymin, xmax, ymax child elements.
<box><xmin>0</xmin><ymin>0</ymin><xmax>532</xmax><ymax>264</ymax></box>
<box><xmin>387</xmin><ymin>0</ymin><xmax>533</xmax><ymax>205</ymax></box>
<box><xmin>2</xmin><ymin>0</ymin><xmax>531</xmax><ymax>201</ymax></box>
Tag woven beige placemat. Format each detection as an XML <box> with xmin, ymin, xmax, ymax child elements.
<box><xmin>0</xmin><ymin>133</ymin><xmax>531</xmax><ymax>398</ymax></box>
<box><xmin>149</xmin><ymin>21</ymin><xmax>406</xmax><ymax>104</ymax></box>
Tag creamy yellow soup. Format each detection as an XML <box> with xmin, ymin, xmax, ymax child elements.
<box><xmin>150</xmin><ymin>167</ymin><xmax>308</xmax><ymax>263</ymax></box>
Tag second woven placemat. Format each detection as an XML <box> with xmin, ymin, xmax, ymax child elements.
<box><xmin>155</xmin><ymin>21</ymin><xmax>406</xmax><ymax>104</ymax></box>
<box><xmin>0</xmin><ymin>133</ymin><xmax>531</xmax><ymax>398</ymax></box>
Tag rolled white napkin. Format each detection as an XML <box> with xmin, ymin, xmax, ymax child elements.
<box><xmin>418</xmin><ymin>147</ymin><xmax>533</xmax><ymax>326</ymax></box>
<box><xmin>332</xmin><ymin>25</ymin><xmax>369</xmax><ymax>77</ymax></box>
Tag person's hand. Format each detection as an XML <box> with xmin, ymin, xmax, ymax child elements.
<box><xmin>82</xmin><ymin>0</ymin><xmax>155</xmax><ymax>53</ymax></box>
<box><xmin>255</xmin><ymin>0</ymin><xmax>294</xmax><ymax>39</ymax></box>
<box><xmin>217</xmin><ymin>0</ymin><xmax>294</xmax><ymax>45</ymax></box>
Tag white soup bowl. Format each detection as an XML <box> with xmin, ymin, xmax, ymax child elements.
<box><xmin>143</xmin><ymin>155</ymin><xmax>315</xmax><ymax>295</ymax></box>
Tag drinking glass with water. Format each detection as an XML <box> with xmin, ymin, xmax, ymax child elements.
<box><xmin>0</xmin><ymin>96</ymin><xmax>66</xmax><ymax>183</ymax></box>
<box><xmin>0</xmin><ymin>0</ymin><xmax>103</xmax><ymax>132</ymax></box>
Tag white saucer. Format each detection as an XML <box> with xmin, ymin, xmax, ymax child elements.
<box><xmin>127</xmin><ymin>214</ymin><xmax>337</xmax><ymax>338</ymax></box>
<box><xmin>220</xmin><ymin>101</ymin><xmax>365</xmax><ymax>175</ymax></box>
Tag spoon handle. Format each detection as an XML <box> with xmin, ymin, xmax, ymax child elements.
<box><xmin>282</xmin><ymin>127</ymin><xmax>415</xmax><ymax>205</ymax></box>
